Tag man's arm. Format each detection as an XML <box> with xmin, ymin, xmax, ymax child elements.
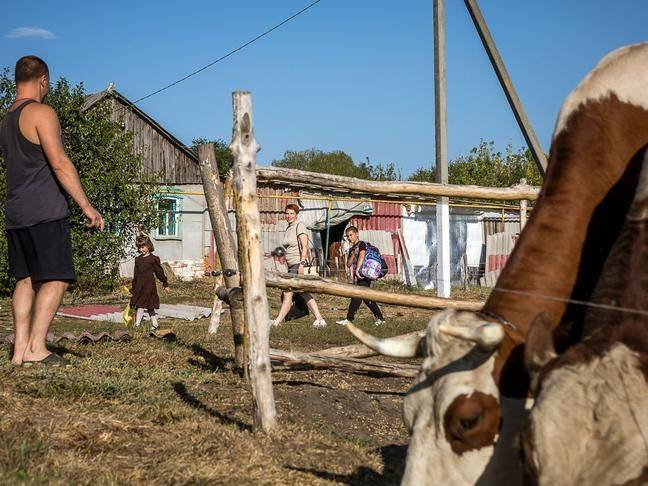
<box><xmin>35</xmin><ymin>105</ymin><xmax>104</xmax><ymax>230</ymax></box>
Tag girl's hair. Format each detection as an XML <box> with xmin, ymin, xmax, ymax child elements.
<box><xmin>285</xmin><ymin>203</ymin><xmax>300</xmax><ymax>214</ymax></box>
<box><xmin>136</xmin><ymin>235</ymin><xmax>154</xmax><ymax>252</ymax></box>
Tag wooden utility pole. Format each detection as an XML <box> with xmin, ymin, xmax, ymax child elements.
<box><xmin>198</xmin><ymin>143</ymin><xmax>246</xmax><ymax>369</ymax></box>
<box><xmin>434</xmin><ymin>0</ymin><xmax>451</xmax><ymax>299</ymax></box>
<box><xmin>230</xmin><ymin>91</ymin><xmax>277</xmax><ymax>432</ymax></box>
<box><xmin>463</xmin><ymin>0</ymin><xmax>547</xmax><ymax>176</ymax></box>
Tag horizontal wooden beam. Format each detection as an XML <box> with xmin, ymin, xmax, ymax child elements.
<box><xmin>257</xmin><ymin>166</ymin><xmax>539</xmax><ymax>201</ymax></box>
<box><xmin>265</xmin><ymin>272</ymin><xmax>484</xmax><ymax>311</ymax></box>
<box><xmin>270</xmin><ymin>348</ymin><xmax>419</xmax><ymax>378</ymax></box>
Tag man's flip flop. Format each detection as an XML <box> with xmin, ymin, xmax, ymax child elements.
<box><xmin>22</xmin><ymin>353</ymin><xmax>70</xmax><ymax>368</ymax></box>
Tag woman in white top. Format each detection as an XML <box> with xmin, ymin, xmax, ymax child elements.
<box><xmin>272</xmin><ymin>204</ymin><xmax>327</xmax><ymax>327</ymax></box>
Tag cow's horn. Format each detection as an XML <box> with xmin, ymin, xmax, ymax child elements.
<box><xmin>346</xmin><ymin>323</ymin><xmax>424</xmax><ymax>358</ymax></box>
<box><xmin>439</xmin><ymin>321</ymin><xmax>504</xmax><ymax>350</ymax></box>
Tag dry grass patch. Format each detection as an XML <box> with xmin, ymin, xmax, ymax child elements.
<box><xmin>0</xmin><ymin>280</ymin><xmax>487</xmax><ymax>484</ymax></box>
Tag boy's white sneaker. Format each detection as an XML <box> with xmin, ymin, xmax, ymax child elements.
<box><xmin>336</xmin><ymin>319</ymin><xmax>352</xmax><ymax>326</ymax></box>
<box><xmin>374</xmin><ymin>318</ymin><xmax>386</xmax><ymax>326</ymax></box>
<box><xmin>313</xmin><ymin>319</ymin><xmax>327</xmax><ymax>328</ymax></box>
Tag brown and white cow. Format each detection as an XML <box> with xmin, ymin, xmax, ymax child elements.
<box><xmin>348</xmin><ymin>42</ymin><xmax>648</xmax><ymax>485</ymax></box>
<box><xmin>522</xmin><ymin>148</ymin><xmax>648</xmax><ymax>485</ymax></box>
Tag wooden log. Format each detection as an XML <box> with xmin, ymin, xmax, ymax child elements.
<box><xmin>256</xmin><ymin>166</ymin><xmax>540</xmax><ymax>201</ymax></box>
<box><xmin>198</xmin><ymin>143</ymin><xmax>246</xmax><ymax>368</ymax></box>
<box><xmin>313</xmin><ymin>330</ymin><xmax>425</xmax><ymax>359</ymax></box>
<box><xmin>269</xmin><ymin>348</ymin><xmax>419</xmax><ymax>378</ymax></box>
<box><xmin>265</xmin><ymin>272</ymin><xmax>484</xmax><ymax>311</ymax></box>
<box><xmin>230</xmin><ymin>91</ymin><xmax>277</xmax><ymax>432</ymax></box>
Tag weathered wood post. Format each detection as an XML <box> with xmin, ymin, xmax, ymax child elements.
<box><xmin>198</xmin><ymin>143</ymin><xmax>246</xmax><ymax>370</ymax></box>
<box><xmin>230</xmin><ymin>91</ymin><xmax>277</xmax><ymax>432</ymax></box>
<box><xmin>519</xmin><ymin>178</ymin><xmax>528</xmax><ymax>230</ymax></box>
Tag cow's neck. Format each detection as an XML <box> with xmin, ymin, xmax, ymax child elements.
<box><xmin>484</xmin><ymin>96</ymin><xmax>648</xmax><ymax>397</ymax></box>
<box><xmin>485</xmin><ymin>96</ymin><xmax>648</xmax><ymax>344</ymax></box>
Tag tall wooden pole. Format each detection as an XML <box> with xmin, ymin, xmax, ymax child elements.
<box><xmin>434</xmin><ymin>0</ymin><xmax>451</xmax><ymax>299</ymax></box>
<box><xmin>198</xmin><ymin>144</ymin><xmax>246</xmax><ymax>369</ymax></box>
<box><xmin>463</xmin><ymin>0</ymin><xmax>547</xmax><ymax>176</ymax></box>
<box><xmin>230</xmin><ymin>91</ymin><xmax>277</xmax><ymax>432</ymax></box>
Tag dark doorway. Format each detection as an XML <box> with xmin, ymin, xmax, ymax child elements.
<box><xmin>319</xmin><ymin>221</ymin><xmax>349</xmax><ymax>279</ymax></box>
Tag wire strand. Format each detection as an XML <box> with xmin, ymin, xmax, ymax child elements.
<box><xmin>491</xmin><ymin>287</ymin><xmax>648</xmax><ymax>318</ymax></box>
<box><xmin>132</xmin><ymin>0</ymin><xmax>322</xmax><ymax>104</ymax></box>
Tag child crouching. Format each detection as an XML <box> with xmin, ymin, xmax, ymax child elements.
<box><xmin>130</xmin><ymin>235</ymin><xmax>169</xmax><ymax>330</ymax></box>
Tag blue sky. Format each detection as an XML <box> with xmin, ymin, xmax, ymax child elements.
<box><xmin>1</xmin><ymin>1</ymin><xmax>646</xmax><ymax>176</ymax></box>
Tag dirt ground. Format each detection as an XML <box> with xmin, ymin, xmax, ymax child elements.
<box><xmin>0</xmin><ymin>280</ymin><xmax>488</xmax><ymax>485</ymax></box>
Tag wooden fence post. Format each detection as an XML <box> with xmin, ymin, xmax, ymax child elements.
<box><xmin>519</xmin><ymin>178</ymin><xmax>528</xmax><ymax>230</ymax></box>
<box><xmin>198</xmin><ymin>143</ymin><xmax>246</xmax><ymax>370</ymax></box>
<box><xmin>230</xmin><ymin>91</ymin><xmax>277</xmax><ymax>432</ymax></box>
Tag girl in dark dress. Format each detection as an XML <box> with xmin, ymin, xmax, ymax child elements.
<box><xmin>130</xmin><ymin>235</ymin><xmax>169</xmax><ymax>330</ymax></box>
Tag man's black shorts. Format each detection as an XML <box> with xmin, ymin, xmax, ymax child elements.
<box><xmin>7</xmin><ymin>218</ymin><xmax>77</xmax><ymax>283</ymax></box>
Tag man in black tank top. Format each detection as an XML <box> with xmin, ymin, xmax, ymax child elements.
<box><xmin>0</xmin><ymin>56</ymin><xmax>104</xmax><ymax>367</ymax></box>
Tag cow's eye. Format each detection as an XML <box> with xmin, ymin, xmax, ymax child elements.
<box><xmin>460</xmin><ymin>413</ymin><xmax>482</xmax><ymax>431</ymax></box>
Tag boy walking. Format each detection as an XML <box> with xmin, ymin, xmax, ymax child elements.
<box><xmin>336</xmin><ymin>226</ymin><xmax>385</xmax><ymax>326</ymax></box>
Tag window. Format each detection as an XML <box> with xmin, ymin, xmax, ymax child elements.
<box><xmin>157</xmin><ymin>197</ymin><xmax>181</xmax><ymax>238</ymax></box>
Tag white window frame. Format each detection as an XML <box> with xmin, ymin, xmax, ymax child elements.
<box><xmin>156</xmin><ymin>195</ymin><xmax>182</xmax><ymax>240</ymax></box>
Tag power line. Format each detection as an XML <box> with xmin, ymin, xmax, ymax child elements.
<box><xmin>491</xmin><ymin>287</ymin><xmax>648</xmax><ymax>318</ymax></box>
<box><xmin>132</xmin><ymin>0</ymin><xmax>323</xmax><ymax>104</ymax></box>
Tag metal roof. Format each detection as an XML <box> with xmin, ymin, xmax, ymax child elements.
<box><xmin>82</xmin><ymin>86</ymin><xmax>198</xmax><ymax>164</ymax></box>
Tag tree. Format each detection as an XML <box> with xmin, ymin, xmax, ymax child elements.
<box><xmin>409</xmin><ymin>167</ymin><xmax>437</xmax><ymax>183</ymax></box>
<box><xmin>408</xmin><ymin>140</ymin><xmax>543</xmax><ymax>187</ymax></box>
<box><xmin>192</xmin><ymin>137</ymin><xmax>233</xmax><ymax>178</ymax></box>
<box><xmin>0</xmin><ymin>70</ymin><xmax>159</xmax><ymax>293</ymax></box>
<box><xmin>271</xmin><ymin>148</ymin><xmax>401</xmax><ymax>181</ymax></box>
<box><xmin>361</xmin><ymin>157</ymin><xmax>402</xmax><ymax>181</ymax></box>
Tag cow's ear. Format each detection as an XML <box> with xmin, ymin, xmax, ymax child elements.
<box><xmin>525</xmin><ymin>313</ymin><xmax>557</xmax><ymax>375</ymax></box>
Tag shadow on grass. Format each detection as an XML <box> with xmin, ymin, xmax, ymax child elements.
<box><xmin>4</xmin><ymin>342</ymin><xmax>86</xmax><ymax>362</ymax></box>
<box><xmin>287</xmin><ymin>443</ymin><xmax>407</xmax><ymax>485</ymax></box>
<box><xmin>188</xmin><ymin>344</ymin><xmax>234</xmax><ymax>372</ymax></box>
<box><xmin>172</xmin><ymin>339</ymin><xmax>234</xmax><ymax>373</ymax></box>
<box><xmin>358</xmin><ymin>389</ymin><xmax>406</xmax><ymax>397</ymax></box>
<box><xmin>273</xmin><ymin>379</ymin><xmax>336</xmax><ymax>390</ymax></box>
<box><xmin>49</xmin><ymin>343</ymin><xmax>88</xmax><ymax>359</ymax></box>
<box><xmin>172</xmin><ymin>381</ymin><xmax>252</xmax><ymax>432</ymax></box>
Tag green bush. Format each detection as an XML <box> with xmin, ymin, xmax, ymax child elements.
<box><xmin>0</xmin><ymin>71</ymin><xmax>159</xmax><ymax>293</ymax></box>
